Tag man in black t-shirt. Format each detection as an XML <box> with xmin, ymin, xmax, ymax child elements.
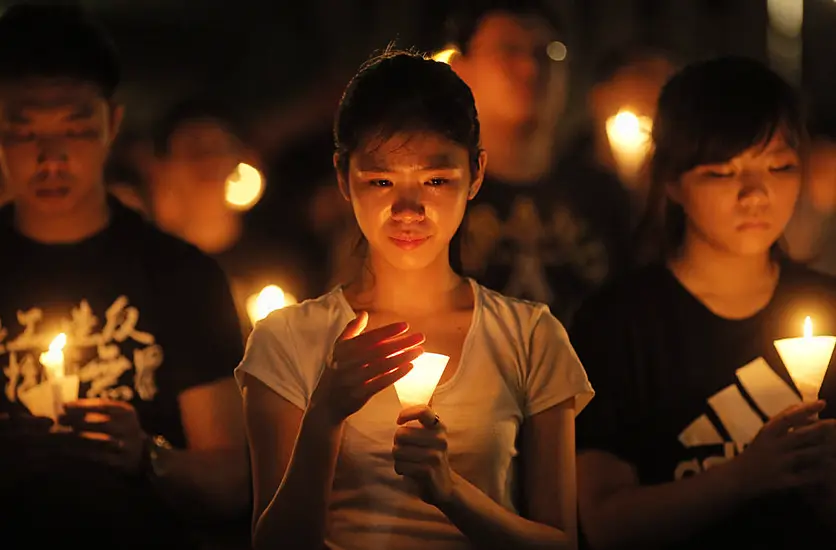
<box><xmin>571</xmin><ymin>263</ymin><xmax>836</xmax><ymax>549</ymax></box>
<box><xmin>0</xmin><ymin>5</ymin><xmax>248</xmax><ymax>547</ymax></box>
<box><xmin>445</xmin><ymin>1</ymin><xmax>632</xmax><ymax>322</ymax></box>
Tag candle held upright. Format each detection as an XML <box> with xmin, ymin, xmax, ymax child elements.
<box><xmin>774</xmin><ymin>316</ymin><xmax>836</xmax><ymax>402</ymax></box>
<box><xmin>39</xmin><ymin>333</ymin><xmax>67</xmax><ymax>418</ymax></box>
<box><xmin>393</xmin><ymin>352</ymin><xmax>449</xmax><ymax>408</ymax></box>
<box><xmin>605</xmin><ymin>109</ymin><xmax>652</xmax><ymax>187</ymax></box>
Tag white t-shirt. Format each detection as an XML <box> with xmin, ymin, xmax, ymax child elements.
<box><xmin>235</xmin><ymin>279</ymin><xmax>594</xmax><ymax>550</ymax></box>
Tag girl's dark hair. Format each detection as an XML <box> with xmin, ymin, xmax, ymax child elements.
<box><xmin>333</xmin><ymin>48</ymin><xmax>482</xmax><ymax>274</ymax></box>
<box><xmin>334</xmin><ymin>48</ymin><xmax>481</xmax><ymax>175</ymax></box>
<box><xmin>636</xmin><ymin>56</ymin><xmax>805</xmax><ymax>263</ymax></box>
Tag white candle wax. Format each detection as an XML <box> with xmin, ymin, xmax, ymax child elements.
<box><xmin>393</xmin><ymin>352</ymin><xmax>450</xmax><ymax>409</ymax></box>
<box><xmin>774</xmin><ymin>317</ymin><xmax>836</xmax><ymax>402</ymax></box>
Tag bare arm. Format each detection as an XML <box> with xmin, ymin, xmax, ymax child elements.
<box><xmin>436</xmin><ymin>400</ymin><xmax>577</xmax><ymax>550</ymax></box>
<box><xmin>150</xmin><ymin>378</ymin><xmax>250</xmax><ymax>518</ymax></box>
<box><xmin>242</xmin><ymin>373</ymin><xmax>341</xmax><ymax>550</ymax></box>
<box><xmin>577</xmin><ymin>450</ymin><xmax>747</xmax><ymax>550</ymax></box>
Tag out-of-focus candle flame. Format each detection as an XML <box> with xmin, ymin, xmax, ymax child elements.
<box><xmin>606</xmin><ymin>109</ymin><xmax>653</xmax><ymax>186</ymax></box>
<box><xmin>246</xmin><ymin>285</ymin><xmax>297</xmax><ymax>325</ymax></box>
<box><xmin>432</xmin><ymin>46</ymin><xmax>459</xmax><ymax>65</ymax></box>
<box><xmin>225</xmin><ymin>163</ymin><xmax>264</xmax><ymax>211</ymax></box>
<box><xmin>774</xmin><ymin>316</ymin><xmax>836</xmax><ymax>402</ymax></box>
<box><xmin>40</xmin><ymin>333</ymin><xmax>67</xmax><ymax>379</ymax></box>
<box><xmin>546</xmin><ymin>41</ymin><xmax>567</xmax><ymax>61</ymax></box>
<box><xmin>393</xmin><ymin>352</ymin><xmax>449</xmax><ymax>408</ymax></box>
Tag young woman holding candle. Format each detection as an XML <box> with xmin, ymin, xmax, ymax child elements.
<box><xmin>236</xmin><ymin>49</ymin><xmax>593</xmax><ymax>550</ymax></box>
<box><xmin>570</xmin><ymin>56</ymin><xmax>836</xmax><ymax>550</ymax></box>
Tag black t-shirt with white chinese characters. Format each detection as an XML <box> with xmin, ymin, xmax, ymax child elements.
<box><xmin>570</xmin><ymin>262</ymin><xmax>836</xmax><ymax>550</ymax></box>
<box><xmin>0</xmin><ymin>199</ymin><xmax>243</xmax><ymax>445</ymax></box>
<box><xmin>458</xmin><ymin>169</ymin><xmax>632</xmax><ymax>324</ymax></box>
<box><xmin>0</xmin><ymin>199</ymin><xmax>243</xmax><ymax>547</ymax></box>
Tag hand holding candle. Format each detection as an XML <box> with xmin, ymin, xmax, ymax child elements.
<box><xmin>774</xmin><ymin>316</ymin><xmax>836</xmax><ymax>402</ymax></box>
<box><xmin>394</xmin><ymin>405</ymin><xmax>454</xmax><ymax>505</ymax></box>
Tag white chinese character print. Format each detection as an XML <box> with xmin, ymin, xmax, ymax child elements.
<box><xmin>0</xmin><ymin>296</ymin><xmax>163</xmax><ymax>405</ymax></box>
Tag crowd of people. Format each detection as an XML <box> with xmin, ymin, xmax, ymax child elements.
<box><xmin>0</xmin><ymin>2</ymin><xmax>834</xmax><ymax>550</ymax></box>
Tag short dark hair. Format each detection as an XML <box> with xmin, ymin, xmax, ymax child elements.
<box><xmin>0</xmin><ymin>3</ymin><xmax>120</xmax><ymax>98</ymax></box>
<box><xmin>444</xmin><ymin>0</ymin><xmax>562</xmax><ymax>54</ymax></box>
<box><xmin>152</xmin><ymin>98</ymin><xmax>240</xmax><ymax>158</ymax></box>
<box><xmin>636</xmin><ymin>56</ymin><xmax>805</xmax><ymax>261</ymax></box>
<box><xmin>334</xmin><ymin>48</ymin><xmax>481</xmax><ymax>176</ymax></box>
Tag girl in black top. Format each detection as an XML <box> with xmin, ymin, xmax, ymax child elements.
<box><xmin>571</xmin><ymin>56</ymin><xmax>836</xmax><ymax>550</ymax></box>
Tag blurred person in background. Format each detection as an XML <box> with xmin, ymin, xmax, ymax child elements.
<box><xmin>447</xmin><ymin>0</ymin><xmax>622</xmax><ymax>322</ymax></box>
<box><xmin>105</xmin><ymin>130</ymin><xmax>154</xmax><ymax>216</ymax></box>
<box><xmin>557</xmin><ymin>45</ymin><xmax>677</xmax><ymax>231</ymax></box>
<box><xmin>0</xmin><ymin>5</ymin><xmax>249</xmax><ymax>548</ymax></box>
<box><xmin>150</xmin><ymin>100</ymin><xmax>246</xmax><ymax>255</ymax></box>
<box><xmin>783</xmin><ymin>132</ymin><xmax>836</xmax><ymax>274</ymax></box>
<box><xmin>149</xmin><ymin>100</ymin><xmax>310</xmax><ymax>334</ymax></box>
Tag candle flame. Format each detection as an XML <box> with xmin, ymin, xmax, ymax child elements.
<box><xmin>607</xmin><ymin>110</ymin><xmax>652</xmax><ymax>144</ymax></box>
<box><xmin>246</xmin><ymin>285</ymin><xmax>297</xmax><ymax>325</ymax></box>
<box><xmin>225</xmin><ymin>162</ymin><xmax>264</xmax><ymax>211</ymax></box>
<box><xmin>40</xmin><ymin>333</ymin><xmax>67</xmax><ymax>379</ymax></box>
<box><xmin>605</xmin><ymin>109</ymin><xmax>653</xmax><ymax>184</ymax></box>
<box><xmin>50</xmin><ymin>333</ymin><xmax>67</xmax><ymax>352</ymax></box>
<box><xmin>804</xmin><ymin>316</ymin><xmax>812</xmax><ymax>338</ymax></box>
<box><xmin>431</xmin><ymin>46</ymin><xmax>459</xmax><ymax>65</ymax></box>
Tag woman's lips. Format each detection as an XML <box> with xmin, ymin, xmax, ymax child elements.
<box><xmin>737</xmin><ymin>221</ymin><xmax>770</xmax><ymax>231</ymax></box>
<box><xmin>389</xmin><ymin>235</ymin><xmax>430</xmax><ymax>250</ymax></box>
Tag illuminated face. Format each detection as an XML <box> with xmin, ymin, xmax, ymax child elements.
<box><xmin>0</xmin><ymin>78</ymin><xmax>121</xmax><ymax>215</ymax></box>
<box><xmin>339</xmin><ymin>132</ymin><xmax>485</xmax><ymax>271</ymax></box>
<box><xmin>453</xmin><ymin>12</ymin><xmax>565</xmax><ymax>125</ymax></box>
<box><xmin>673</xmin><ymin>133</ymin><xmax>801</xmax><ymax>257</ymax></box>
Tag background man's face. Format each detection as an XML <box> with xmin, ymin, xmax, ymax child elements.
<box><xmin>453</xmin><ymin>12</ymin><xmax>567</xmax><ymax>126</ymax></box>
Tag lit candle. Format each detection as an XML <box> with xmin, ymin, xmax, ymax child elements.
<box><xmin>246</xmin><ymin>284</ymin><xmax>297</xmax><ymax>325</ymax></box>
<box><xmin>225</xmin><ymin>162</ymin><xmax>264</xmax><ymax>211</ymax></box>
<box><xmin>39</xmin><ymin>333</ymin><xmax>67</xmax><ymax>418</ymax></box>
<box><xmin>774</xmin><ymin>316</ymin><xmax>836</xmax><ymax>402</ymax></box>
<box><xmin>606</xmin><ymin>109</ymin><xmax>653</xmax><ymax>187</ymax></box>
<box><xmin>393</xmin><ymin>352</ymin><xmax>450</xmax><ymax>409</ymax></box>
<box><xmin>431</xmin><ymin>45</ymin><xmax>459</xmax><ymax>65</ymax></box>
